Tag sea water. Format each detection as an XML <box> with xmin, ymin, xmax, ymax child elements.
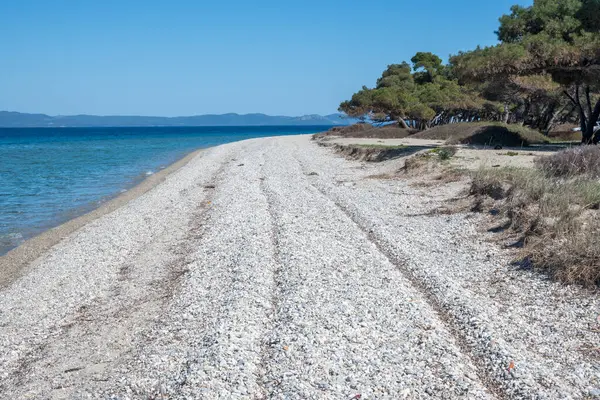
<box><xmin>0</xmin><ymin>126</ymin><xmax>326</xmax><ymax>255</ymax></box>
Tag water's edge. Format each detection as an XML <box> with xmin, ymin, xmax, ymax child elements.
<box><xmin>0</xmin><ymin>146</ymin><xmax>206</xmax><ymax>288</ymax></box>
<box><xmin>0</xmin><ymin>126</ymin><xmax>327</xmax><ymax>254</ymax></box>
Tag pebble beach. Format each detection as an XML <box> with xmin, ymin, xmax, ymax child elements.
<box><xmin>1</xmin><ymin>134</ymin><xmax>599</xmax><ymax>399</ymax></box>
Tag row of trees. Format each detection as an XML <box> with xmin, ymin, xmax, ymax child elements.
<box><xmin>338</xmin><ymin>53</ymin><xmax>499</xmax><ymax>131</ymax></box>
<box><xmin>339</xmin><ymin>0</ymin><xmax>600</xmax><ymax>143</ymax></box>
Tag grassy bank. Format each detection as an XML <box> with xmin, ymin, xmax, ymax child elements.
<box><xmin>412</xmin><ymin>122</ymin><xmax>549</xmax><ymax>146</ymax></box>
<box><xmin>318</xmin><ymin>121</ymin><xmax>552</xmax><ymax>147</ymax></box>
<box><xmin>470</xmin><ymin>146</ymin><xmax>600</xmax><ymax>286</ymax></box>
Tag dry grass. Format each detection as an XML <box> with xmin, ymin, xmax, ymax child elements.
<box><xmin>328</xmin><ymin>123</ymin><xmax>372</xmax><ymax>135</ymax></box>
<box><xmin>471</xmin><ymin>166</ymin><xmax>600</xmax><ymax>286</ymax></box>
<box><xmin>314</xmin><ymin>123</ymin><xmax>415</xmax><ymax>140</ymax></box>
<box><xmin>365</xmin><ymin>173</ymin><xmax>396</xmax><ymax>180</ymax></box>
<box><xmin>548</xmin><ymin>123</ymin><xmax>581</xmax><ymax>142</ymax></box>
<box><xmin>352</xmin><ymin>144</ymin><xmax>407</xmax><ymax>149</ymax></box>
<box><xmin>548</xmin><ymin>130</ymin><xmax>582</xmax><ymax>142</ymax></box>
<box><xmin>331</xmin><ymin>143</ymin><xmax>418</xmax><ymax>162</ymax></box>
<box><xmin>403</xmin><ymin>147</ymin><xmax>458</xmax><ymax>175</ymax></box>
<box><xmin>413</xmin><ymin>122</ymin><xmax>549</xmax><ymax>146</ymax></box>
<box><xmin>536</xmin><ymin>146</ymin><xmax>600</xmax><ymax>178</ymax></box>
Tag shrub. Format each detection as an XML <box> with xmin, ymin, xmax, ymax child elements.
<box><xmin>470</xmin><ymin>169</ymin><xmax>508</xmax><ymax>200</ymax></box>
<box><xmin>413</xmin><ymin>122</ymin><xmax>549</xmax><ymax>146</ymax></box>
<box><xmin>427</xmin><ymin>146</ymin><xmax>458</xmax><ymax>160</ymax></box>
<box><xmin>470</xmin><ymin>166</ymin><xmax>600</xmax><ymax>286</ymax></box>
<box><xmin>433</xmin><ymin>146</ymin><xmax>458</xmax><ymax>160</ymax></box>
<box><xmin>314</xmin><ymin>123</ymin><xmax>415</xmax><ymax>140</ymax></box>
<box><xmin>536</xmin><ymin>146</ymin><xmax>600</xmax><ymax>178</ymax></box>
<box><xmin>529</xmin><ymin>226</ymin><xmax>600</xmax><ymax>285</ymax></box>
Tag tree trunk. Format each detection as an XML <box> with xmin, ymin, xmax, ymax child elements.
<box><xmin>398</xmin><ymin>118</ymin><xmax>409</xmax><ymax>129</ymax></box>
<box><xmin>503</xmin><ymin>103</ymin><xmax>510</xmax><ymax>124</ymax></box>
<box><xmin>521</xmin><ymin>101</ymin><xmax>531</xmax><ymax>127</ymax></box>
<box><xmin>581</xmin><ymin>108</ymin><xmax>592</xmax><ymax>144</ymax></box>
<box><xmin>544</xmin><ymin>105</ymin><xmax>563</xmax><ymax>135</ymax></box>
<box><xmin>563</xmin><ymin>85</ymin><xmax>594</xmax><ymax>144</ymax></box>
<box><xmin>590</xmin><ymin>98</ymin><xmax>600</xmax><ymax>144</ymax></box>
<box><xmin>584</xmin><ymin>124</ymin><xmax>595</xmax><ymax>144</ymax></box>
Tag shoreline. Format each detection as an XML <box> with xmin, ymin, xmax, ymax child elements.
<box><xmin>0</xmin><ymin>147</ymin><xmax>205</xmax><ymax>289</ymax></box>
<box><xmin>0</xmin><ymin>134</ymin><xmax>598</xmax><ymax>398</ymax></box>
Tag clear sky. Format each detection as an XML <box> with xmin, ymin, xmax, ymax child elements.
<box><xmin>0</xmin><ymin>0</ymin><xmax>532</xmax><ymax>117</ymax></box>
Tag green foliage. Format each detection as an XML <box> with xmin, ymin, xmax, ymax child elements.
<box><xmin>496</xmin><ymin>0</ymin><xmax>584</xmax><ymax>43</ymax></box>
<box><xmin>578</xmin><ymin>0</ymin><xmax>600</xmax><ymax>32</ymax></box>
<box><xmin>340</xmin><ymin>0</ymin><xmax>600</xmax><ymax>136</ymax></box>
<box><xmin>376</xmin><ymin>63</ymin><xmax>413</xmax><ymax>89</ymax></box>
<box><xmin>428</xmin><ymin>146</ymin><xmax>458</xmax><ymax>160</ymax></box>
<box><xmin>452</xmin><ymin>0</ymin><xmax>600</xmax><ymax>142</ymax></box>
<box><xmin>411</xmin><ymin>52</ymin><xmax>444</xmax><ymax>84</ymax></box>
<box><xmin>339</xmin><ymin>52</ymin><xmax>491</xmax><ymax>130</ymax></box>
<box><xmin>411</xmin><ymin>52</ymin><xmax>443</xmax><ymax>72</ymax></box>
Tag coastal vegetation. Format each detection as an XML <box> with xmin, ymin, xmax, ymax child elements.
<box><xmin>336</xmin><ymin>0</ymin><xmax>600</xmax><ymax>286</ymax></box>
<box><xmin>340</xmin><ymin>0</ymin><xmax>600</xmax><ymax>143</ymax></box>
<box><xmin>471</xmin><ymin>146</ymin><xmax>600</xmax><ymax>285</ymax></box>
<box><xmin>412</xmin><ymin>122</ymin><xmax>549</xmax><ymax>146</ymax></box>
<box><xmin>314</xmin><ymin>122</ymin><xmax>413</xmax><ymax>139</ymax></box>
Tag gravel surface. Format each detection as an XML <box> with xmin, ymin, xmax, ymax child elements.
<box><xmin>0</xmin><ymin>134</ymin><xmax>598</xmax><ymax>399</ymax></box>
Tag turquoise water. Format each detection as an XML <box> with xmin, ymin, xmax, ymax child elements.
<box><xmin>0</xmin><ymin>126</ymin><xmax>326</xmax><ymax>255</ymax></box>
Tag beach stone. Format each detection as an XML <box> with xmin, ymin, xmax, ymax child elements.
<box><xmin>0</xmin><ymin>135</ymin><xmax>597</xmax><ymax>399</ymax></box>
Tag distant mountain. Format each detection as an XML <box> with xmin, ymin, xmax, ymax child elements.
<box><xmin>0</xmin><ymin>111</ymin><xmax>357</xmax><ymax>128</ymax></box>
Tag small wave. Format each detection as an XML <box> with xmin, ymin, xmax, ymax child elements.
<box><xmin>4</xmin><ymin>232</ymin><xmax>23</xmax><ymax>240</ymax></box>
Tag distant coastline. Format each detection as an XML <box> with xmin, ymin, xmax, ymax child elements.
<box><xmin>0</xmin><ymin>111</ymin><xmax>356</xmax><ymax>128</ymax></box>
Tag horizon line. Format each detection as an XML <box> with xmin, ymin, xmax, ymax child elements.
<box><xmin>1</xmin><ymin>110</ymin><xmax>346</xmax><ymax>119</ymax></box>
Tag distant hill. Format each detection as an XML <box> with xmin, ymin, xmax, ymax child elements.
<box><xmin>0</xmin><ymin>111</ymin><xmax>356</xmax><ymax>127</ymax></box>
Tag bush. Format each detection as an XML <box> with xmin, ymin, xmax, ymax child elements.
<box><xmin>470</xmin><ymin>169</ymin><xmax>508</xmax><ymax>200</ymax></box>
<box><xmin>470</xmin><ymin>166</ymin><xmax>600</xmax><ymax>286</ymax></box>
<box><xmin>428</xmin><ymin>146</ymin><xmax>458</xmax><ymax>160</ymax></box>
<box><xmin>536</xmin><ymin>146</ymin><xmax>600</xmax><ymax>178</ymax></box>
<box><xmin>413</xmin><ymin>122</ymin><xmax>549</xmax><ymax>146</ymax></box>
<box><xmin>437</xmin><ymin>146</ymin><xmax>457</xmax><ymax>160</ymax></box>
<box><xmin>314</xmin><ymin>123</ymin><xmax>415</xmax><ymax>139</ymax></box>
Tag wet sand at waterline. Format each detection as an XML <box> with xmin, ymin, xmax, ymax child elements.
<box><xmin>0</xmin><ymin>148</ymin><xmax>203</xmax><ymax>288</ymax></box>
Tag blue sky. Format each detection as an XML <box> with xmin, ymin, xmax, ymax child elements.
<box><xmin>0</xmin><ymin>0</ymin><xmax>531</xmax><ymax>117</ymax></box>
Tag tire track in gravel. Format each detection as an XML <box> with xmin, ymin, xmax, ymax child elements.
<box><xmin>91</xmin><ymin>143</ymin><xmax>280</xmax><ymax>399</ymax></box>
<box><xmin>97</xmin><ymin>155</ymin><xmax>256</xmax><ymax>398</ymax></box>
<box><xmin>257</xmin><ymin>141</ymin><xmax>493</xmax><ymax>399</ymax></box>
<box><xmin>289</xmin><ymin>142</ymin><xmax>521</xmax><ymax>399</ymax></box>
<box><xmin>0</xmin><ymin>155</ymin><xmax>232</xmax><ymax>399</ymax></box>
<box><xmin>256</xmin><ymin>147</ymin><xmax>291</xmax><ymax>400</ymax></box>
<box><xmin>309</xmin><ymin>184</ymin><xmax>506</xmax><ymax>399</ymax></box>
<box><xmin>170</xmin><ymin>145</ymin><xmax>279</xmax><ymax>399</ymax></box>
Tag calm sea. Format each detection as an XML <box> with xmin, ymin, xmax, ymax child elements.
<box><xmin>0</xmin><ymin>126</ymin><xmax>327</xmax><ymax>255</ymax></box>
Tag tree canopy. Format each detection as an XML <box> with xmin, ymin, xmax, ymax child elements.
<box><xmin>451</xmin><ymin>0</ymin><xmax>600</xmax><ymax>142</ymax></box>
<box><xmin>339</xmin><ymin>53</ymin><xmax>495</xmax><ymax>130</ymax></box>
<box><xmin>340</xmin><ymin>0</ymin><xmax>600</xmax><ymax>141</ymax></box>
